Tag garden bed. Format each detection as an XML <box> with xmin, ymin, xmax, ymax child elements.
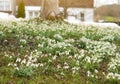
<box><xmin>0</xmin><ymin>20</ymin><xmax>120</xmax><ymax>83</ymax></box>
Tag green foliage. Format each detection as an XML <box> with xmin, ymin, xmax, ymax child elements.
<box><xmin>16</xmin><ymin>0</ymin><xmax>25</xmax><ymax>18</ymax></box>
<box><xmin>0</xmin><ymin>20</ymin><xmax>120</xmax><ymax>83</ymax></box>
<box><xmin>14</xmin><ymin>66</ymin><xmax>34</xmax><ymax>78</ymax></box>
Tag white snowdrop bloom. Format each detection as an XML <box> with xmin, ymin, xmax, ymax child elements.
<box><xmin>21</xmin><ymin>59</ymin><xmax>26</xmax><ymax>64</ymax></box>
<box><xmin>77</xmin><ymin>55</ymin><xmax>82</xmax><ymax>59</ymax></box>
<box><xmin>32</xmin><ymin>58</ymin><xmax>37</xmax><ymax>62</ymax></box>
<box><xmin>34</xmin><ymin>64</ymin><xmax>39</xmax><ymax>68</ymax></box>
<box><xmin>95</xmin><ymin>69</ymin><xmax>98</xmax><ymax>73</ymax></box>
<box><xmin>53</xmin><ymin>34</ymin><xmax>63</xmax><ymax>40</ymax></box>
<box><xmin>65</xmin><ymin>51</ymin><xmax>70</xmax><ymax>55</ymax></box>
<box><xmin>85</xmin><ymin>56</ymin><xmax>91</xmax><ymax>63</ymax></box>
<box><xmin>74</xmin><ymin>54</ymin><xmax>77</xmax><ymax>58</ymax></box>
<box><xmin>39</xmin><ymin>63</ymin><xmax>44</xmax><ymax>67</ymax></box>
<box><xmin>14</xmin><ymin>63</ymin><xmax>17</xmax><ymax>67</ymax></box>
<box><xmin>31</xmin><ymin>64</ymin><xmax>35</xmax><ymax>67</ymax></box>
<box><xmin>28</xmin><ymin>56</ymin><xmax>33</xmax><ymax>61</ymax></box>
<box><xmin>81</xmin><ymin>49</ymin><xmax>84</xmax><ymax>53</ymax></box>
<box><xmin>115</xmin><ymin>73</ymin><xmax>120</xmax><ymax>78</ymax></box>
<box><xmin>112</xmin><ymin>75</ymin><xmax>116</xmax><ymax>79</ymax></box>
<box><xmin>72</xmin><ymin>70</ymin><xmax>76</xmax><ymax>74</ymax></box>
<box><xmin>35</xmin><ymin>36</ymin><xmax>40</xmax><ymax>40</ymax></box>
<box><xmin>72</xmin><ymin>67</ymin><xmax>79</xmax><ymax>71</ymax></box>
<box><xmin>87</xmin><ymin>71</ymin><xmax>91</xmax><ymax>77</ymax></box>
<box><xmin>26</xmin><ymin>61</ymin><xmax>31</xmax><ymax>66</ymax></box>
<box><xmin>91</xmin><ymin>75</ymin><xmax>94</xmax><ymax>78</ymax></box>
<box><xmin>76</xmin><ymin>60</ymin><xmax>79</xmax><ymax>66</ymax></box>
<box><xmin>68</xmin><ymin>56</ymin><xmax>72</xmax><ymax>59</ymax></box>
<box><xmin>38</xmin><ymin>44</ymin><xmax>43</xmax><ymax>47</ymax></box>
<box><xmin>52</xmin><ymin>55</ymin><xmax>57</xmax><ymax>60</ymax></box>
<box><xmin>4</xmin><ymin>52</ymin><xmax>9</xmax><ymax>57</ymax></box>
<box><xmin>8</xmin><ymin>63</ymin><xmax>13</xmax><ymax>66</ymax></box>
<box><xmin>95</xmin><ymin>76</ymin><xmax>98</xmax><ymax>79</ymax></box>
<box><xmin>63</xmin><ymin>66</ymin><xmax>69</xmax><ymax>69</ymax></box>
<box><xmin>9</xmin><ymin>56</ymin><xmax>12</xmax><ymax>59</ymax></box>
<box><xmin>15</xmin><ymin>67</ymin><xmax>19</xmax><ymax>70</ymax></box>
<box><xmin>16</xmin><ymin>58</ymin><xmax>21</xmax><ymax>62</ymax></box>
<box><xmin>60</xmin><ymin>72</ymin><xmax>64</xmax><ymax>76</ymax></box>
<box><xmin>57</xmin><ymin>65</ymin><xmax>61</xmax><ymax>69</ymax></box>
<box><xmin>109</xmin><ymin>72</ymin><xmax>114</xmax><ymax>76</ymax></box>
<box><xmin>64</xmin><ymin>62</ymin><xmax>68</xmax><ymax>65</ymax></box>
<box><xmin>48</xmin><ymin>59</ymin><xmax>52</xmax><ymax>62</ymax></box>
<box><xmin>106</xmin><ymin>75</ymin><xmax>110</xmax><ymax>79</ymax></box>
<box><xmin>20</xmin><ymin>39</ymin><xmax>27</xmax><ymax>44</ymax></box>
<box><xmin>104</xmin><ymin>35</ymin><xmax>114</xmax><ymax>41</ymax></box>
<box><xmin>20</xmin><ymin>45</ymin><xmax>23</xmax><ymax>48</ymax></box>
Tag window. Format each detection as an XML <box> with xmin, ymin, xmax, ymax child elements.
<box><xmin>29</xmin><ymin>11</ymin><xmax>33</xmax><ymax>18</ymax></box>
<box><xmin>29</xmin><ymin>11</ymin><xmax>39</xmax><ymax>19</ymax></box>
<box><xmin>34</xmin><ymin>12</ymin><xmax>39</xmax><ymax>17</ymax></box>
<box><xmin>0</xmin><ymin>0</ymin><xmax>11</xmax><ymax>11</ymax></box>
<box><xmin>0</xmin><ymin>1</ymin><xmax>4</xmax><ymax>10</ymax></box>
<box><xmin>80</xmin><ymin>12</ymin><xmax>84</xmax><ymax>21</ymax></box>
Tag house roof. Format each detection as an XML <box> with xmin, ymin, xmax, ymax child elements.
<box><xmin>16</xmin><ymin>0</ymin><xmax>94</xmax><ymax>8</ymax></box>
<box><xmin>60</xmin><ymin>0</ymin><xmax>94</xmax><ymax>8</ymax></box>
<box><xmin>16</xmin><ymin>0</ymin><xmax>42</xmax><ymax>6</ymax></box>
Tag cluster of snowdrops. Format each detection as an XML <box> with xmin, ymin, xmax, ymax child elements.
<box><xmin>0</xmin><ymin>20</ymin><xmax>120</xmax><ymax>80</ymax></box>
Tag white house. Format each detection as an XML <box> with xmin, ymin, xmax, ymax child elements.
<box><xmin>0</xmin><ymin>0</ymin><xmax>94</xmax><ymax>22</ymax></box>
<box><xmin>60</xmin><ymin>0</ymin><xmax>94</xmax><ymax>22</ymax></box>
<box><xmin>0</xmin><ymin>0</ymin><xmax>16</xmax><ymax>15</ymax></box>
<box><xmin>0</xmin><ymin>0</ymin><xmax>12</xmax><ymax>11</ymax></box>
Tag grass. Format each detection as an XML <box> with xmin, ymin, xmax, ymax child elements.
<box><xmin>102</xmin><ymin>16</ymin><xmax>120</xmax><ymax>22</ymax></box>
<box><xmin>0</xmin><ymin>20</ymin><xmax>120</xmax><ymax>84</ymax></box>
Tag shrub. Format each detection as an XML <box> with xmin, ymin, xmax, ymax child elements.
<box><xmin>16</xmin><ymin>0</ymin><xmax>25</xmax><ymax>18</ymax></box>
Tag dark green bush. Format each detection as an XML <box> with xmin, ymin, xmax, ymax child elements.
<box><xmin>16</xmin><ymin>0</ymin><xmax>25</xmax><ymax>18</ymax></box>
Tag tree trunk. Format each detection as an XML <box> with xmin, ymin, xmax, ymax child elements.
<box><xmin>63</xmin><ymin>0</ymin><xmax>68</xmax><ymax>18</ymax></box>
<box><xmin>12</xmin><ymin>0</ymin><xmax>16</xmax><ymax>16</ymax></box>
<box><xmin>40</xmin><ymin>0</ymin><xmax>59</xmax><ymax>20</ymax></box>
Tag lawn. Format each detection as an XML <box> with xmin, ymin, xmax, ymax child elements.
<box><xmin>0</xmin><ymin>20</ymin><xmax>120</xmax><ymax>84</ymax></box>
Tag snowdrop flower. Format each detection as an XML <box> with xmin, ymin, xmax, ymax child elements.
<box><xmin>76</xmin><ymin>61</ymin><xmax>79</xmax><ymax>66</ymax></box>
<box><xmin>53</xmin><ymin>34</ymin><xmax>63</xmax><ymax>40</ymax></box>
<box><xmin>15</xmin><ymin>67</ymin><xmax>19</xmax><ymax>70</ymax></box>
<box><xmin>39</xmin><ymin>63</ymin><xmax>44</xmax><ymax>67</ymax></box>
<box><xmin>32</xmin><ymin>58</ymin><xmax>37</xmax><ymax>62</ymax></box>
<box><xmin>34</xmin><ymin>64</ymin><xmax>39</xmax><ymax>68</ymax></box>
<box><xmin>16</xmin><ymin>58</ymin><xmax>21</xmax><ymax>62</ymax></box>
<box><xmin>60</xmin><ymin>72</ymin><xmax>64</xmax><ymax>76</ymax></box>
<box><xmin>21</xmin><ymin>59</ymin><xmax>26</xmax><ymax>64</ymax></box>
<box><xmin>87</xmin><ymin>71</ymin><xmax>91</xmax><ymax>77</ymax></box>
<box><xmin>28</xmin><ymin>56</ymin><xmax>33</xmax><ymax>61</ymax></box>
<box><xmin>57</xmin><ymin>65</ymin><xmax>61</xmax><ymax>69</ymax></box>
<box><xmin>95</xmin><ymin>69</ymin><xmax>98</xmax><ymax>73</ymax></box>
<box><xmin>8</xmin><ymin>63</ymin><xmax>13</xmax><ymax>66</ymax></box>
<box><xmin>91</xmin><ymin>75</ymin><xmax>94</xmax><ymax>78</ymax></box>
<box><xmin>85</xmin><ymin>56</ymin><xmax>91</xmax><ymax>63</ymax></box>
<box><xmin>52</xmin><ymin>55</ymin><xmax>57</xmax><ymax>60</ymax></box>
<box><xmin>14</xmin><ymin>63</ymin><xmax>17</xmax><ymax>67</ymax></box>
<box><xmin>63</xmin><ymin>66</ymin><xmax>69</xmax><ymax>69</ymax></box>
<box><xmin>20</xmin><ymin>39</ymin><xmax>27</xmax><ymax>44</ymax></box>
<box><xmin>9</xmin><ymin>56</ymin><xmax>12</xmax><ymax>59</ymax></box>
